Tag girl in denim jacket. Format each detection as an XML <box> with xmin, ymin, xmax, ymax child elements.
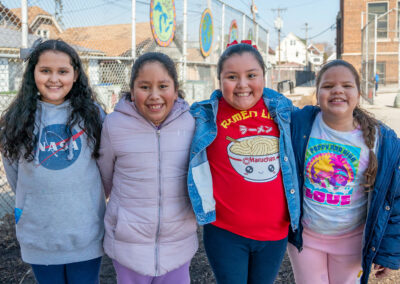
<box><xmin>187</xmin><ymin>42</ymin><xmax>300</xmax><ymax>284</ymax></box>
<box><xmin>288</xmin><ymin>59</ymin><xmax>400</xmax><ymax>284</ymax></box>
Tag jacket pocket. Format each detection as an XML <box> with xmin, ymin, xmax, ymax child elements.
<box><xmin>113</xmin><ymin>205</ymin><xmax>157</xmax><ymax>243</ymax></box>
<box><xmin>16</xmin><ymin>190</ymin><xmax>103</xmax><ymax>252</ymax></box>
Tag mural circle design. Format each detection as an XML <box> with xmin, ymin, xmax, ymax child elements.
<box><xmin>200</xmin><ymin>8</ymin><xmax>213</xmax><ymax>57</ymax></box>
<box><xmin>150</xmin><ymin>0</ymin><xmax>176</xmax><ymax>47</ymax></box>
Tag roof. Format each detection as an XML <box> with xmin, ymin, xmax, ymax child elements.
<box><xmin>314</xmin><ymin>43</ymin><xmax>325</xmax><ymax>53</ymax></box>
<box><xmin>268</xmin><ymin>47</ymin><xmax>275</xmax><ymax>55</ymax></box>
<box><xmin>0</xmin><ymin>5</ymin><xmax>21</xmax><ymax>26</ymax></box>
<box><xmin>0</xmin><ymin>27</ymin><xmax>41</xmax><ymax>49</ymax></box>
<box><xmin>10</xmin><ymin>6</ymin><xmax>62</xmax><ymax>33</ymax></box>
<box><xmin>0</xmin><ymin>27</ymin><xmax>103</xmax><ymax>55</ymax></box>
<box><xmin>60</xmin><ymin>22</ymin><xmax>153</xmax><ymax>57</ymax></box>
<box><xmin>285</xmin><ymin>32</ymin><xmax>306</xmax><ymax>46</ymax></box>
<box><xmin>10</xmin><ymin>6</ymin><xmax>51</xmax><ymax>24</ymax></box>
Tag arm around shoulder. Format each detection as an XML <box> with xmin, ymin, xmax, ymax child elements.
<box><xmin>97</xmin><ymin>117</ymin><xmax>116</xmax><ymax>198</ymax></box>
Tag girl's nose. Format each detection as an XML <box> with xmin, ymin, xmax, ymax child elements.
<box><xmin>49</xmin><ymin>73</ymin><xmax>59</xmax><ymax>82</ymax></box>
<box><xmin>237</xmin><ymin>77</ymin><xmax>247</xmax><ymax>88</ymax></box>
<box><xmin>149</xmin><ymin>88</ymin><xmax>161</xmax><ymax>98</ymax></box>
<box><xmin>332</xmin><ymin>85</ymin><xmax>344</xmax><ymax>94</ymax></box>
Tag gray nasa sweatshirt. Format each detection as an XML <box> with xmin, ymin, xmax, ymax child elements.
<box><xmin>3</xmin><ymin>100</ymin><xmax>105</xmax><ymax>265</ymax></box>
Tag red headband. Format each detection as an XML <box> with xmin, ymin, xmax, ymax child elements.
<box><xmin>226</xmin><ymin>40</ymin><xmax>258</xmax><ymax>50</ymax></box>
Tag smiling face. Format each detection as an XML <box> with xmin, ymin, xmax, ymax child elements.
<box><xmin>317</xmin><ymin>65</ymin><xmax>360</xmax><ymax>131</ymax></box>
<box><xmin>131</xmin><ymin>61</ymin><xmax>178</xmax><ymax>126</ymax></box>
<box><xmin>219</xmin><ymin>52</ymin><xmax>265</xmax><ymax>110</ymax></box>
<box><xmin>34</xmin><ymin>50</ymin><xmax>77</xmax><ymax>105</ymax></box>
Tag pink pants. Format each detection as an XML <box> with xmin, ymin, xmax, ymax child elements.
<box><xmin>112</xmin><ymin>260</ymin><xmax>190</xmax><ymax>284</ymax></box>
<box><xmin>287</xmin><ymin>225</ymin><xmax>364</xmax><ymax>284</ymax></box>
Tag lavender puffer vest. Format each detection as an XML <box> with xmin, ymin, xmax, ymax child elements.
<box><xmin>98</xmin><ymin>97</ymin><xmax>198</xmax><ymax>276</ymax></box>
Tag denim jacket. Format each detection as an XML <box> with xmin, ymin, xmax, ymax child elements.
<box><xmin>289</xmin><ymin>106</ymin><xmax>400</xmax><ymax>284</ymax></box>
<box><xmin>187</xmin><ymin>88</ymin><xmax>301</xmax><ymax>233</ymax></box>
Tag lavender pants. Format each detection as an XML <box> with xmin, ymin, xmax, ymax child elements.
<box><xmin>112</xmin><ymin>260</ymin><xmax>190</xmax><ymax>284</ymax></box>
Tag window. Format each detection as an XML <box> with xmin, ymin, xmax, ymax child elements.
<box><xmin>296</xmin><ymin>52</ymin><xmax>299</xmax><ymax>57</ymax></box>
<box><xmin>290</xmin><ymin>40</ymin><xmax>295</xmax><ymax>46</ymax></box>
<box><xmin>36</xmin><ymin>29</ymin><xmax>50</xmax><ymax>39</ymax></box>
<box><xmin>314</xmin><ymin>58</ymin><xmax>320</xmax><ymax>62</ymax></box>
<box><xmin>368</xmin><ymin>3</ymin><xmax>388</xmax><ymax>38</ymax></box>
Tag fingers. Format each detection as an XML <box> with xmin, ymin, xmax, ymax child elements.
<box><xmin>373</xmin><ymin>265</ymin><xmax>393</xmax><ymax>279</ymax></box>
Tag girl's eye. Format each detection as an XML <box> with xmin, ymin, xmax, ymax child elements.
<box><xmin>321</xmin><ymin>85</ymin><xmax>332</xmax><ymax>89</ymax></box>
<box><xmin>248</xmin><ymin>73</ymin><xmax>256</xmax><ymax>78</ymax></box>
<box><xmin>160</xmin><ymin>84</ymin><xmax>168</xmax><ymax>89</ymax></box>
<box><xmin>227</xmin><ymin>75</ymin><xmax>236</xmax><ymax>80</ymax></box>
<box><xmin>59</xmin><ymin>70</ymin><xmax>68</xmax><ymax>74</ymax></box>
<box><xmin>140</xmin><ymin>86</ymin><xmax>149</xmax><ymax>90</ymax></box>
<box><xmin>41</xmin><ymin>69</ymin><xmax>49</xmax><ymax>73</ymax></box>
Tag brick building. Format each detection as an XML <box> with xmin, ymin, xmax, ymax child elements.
<box><xmin>337</xmin><ymin>0</ymin><xmax>400</xmax><ymax>84</ymax></box>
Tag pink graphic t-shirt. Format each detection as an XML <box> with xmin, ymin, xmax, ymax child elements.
<box><xmin>302</xmin><ymin>113</ymin><xmax>373</xmax><ymax>235</ymax></box>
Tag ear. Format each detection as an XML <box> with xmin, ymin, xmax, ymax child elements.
<box><xmin>130</xmin><ymin>89</ymin><xmax>135</xmax><ymax>101</ymax></box>
<box><xmin>174</xmin><ymin>89</ymin><xmax>179</xmax><ymax>100</ymax></box>
<box><xmin>73</xmin><ymin>71</ymin><xmax>78</xmax><ymax>82</ymax></box>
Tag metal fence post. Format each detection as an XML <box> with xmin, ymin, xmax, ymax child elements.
<box><xmin>242</xmin><ymin>14</ymin><xmax>245</xmax><ymax>40</ymax></box>
<box><xmin>21</xmin><ymin>0</ymin><xmax>28</xmax><ymax>48</ymax></box>
<box><xmin>182</xmin><ymin>0</ymin><xmax>187</xmax><ymax>84</ymax></box>
<box><xmin>131</xmin><ymin>0</ymin><xmax>136</xmax><ymax>59</ymax></box>
<box><xmin>373</xmin><ymin>14</ymin><xmax>377</xmax><ymax>103</ymax></box>
<box><xmin>395</xmin><ymin>8</ymin><xmax>400</xmax><ymax>107</ymax></box>
<box><xmin>221</xmin><ymin>3</ymin><xmax>225</xmax><ymax>53</ymax></box>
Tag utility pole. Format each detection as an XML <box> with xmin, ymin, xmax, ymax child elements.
<box><xmin>272</xmin><ymin>8</ymin><xmax>286</xmax><ymax>83</ymax></box>
<box><xmin>302</xmin><ymin>22</ymin><xmax>311</xmax><ymax>70</ymax></box>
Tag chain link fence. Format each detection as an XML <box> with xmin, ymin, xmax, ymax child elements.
<box><xmin>0</xmin><ymin>0</ymin><xmax>276</xmax><ymax>216</ymax></box>
<box><xmin>361</xmin><ymin>8</ymin><xmax>400</xmax><ymax>104</ymax></box>
<box><xmin>361</xmin><ymin>13</ymin><xmax>377</xmax><ymax>104</ymax></box>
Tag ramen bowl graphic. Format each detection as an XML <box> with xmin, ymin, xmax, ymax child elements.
<box><xmin>227</xmin><ymin>135</ymin><xmax>280</xmax><ymax>182</ymax></box>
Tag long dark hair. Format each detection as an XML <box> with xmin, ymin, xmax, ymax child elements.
<box><xmin>126</xmin><ymin>52</ymin><xmax>184</xmax><ymax>99</ymax></box>
<box><xmin>316</xmin><ymin>59</ymin><xmax>379</xmax><ymax>189</ymax></box>
<box><xmin>217</xmin><ymin>43</ymin><xmax>266</xmax><ymax>81</ymax></box>
<box><xmin>0</xmin><ymin>39</ymin><xmax>103</xmax><ymax>161</ymax></box>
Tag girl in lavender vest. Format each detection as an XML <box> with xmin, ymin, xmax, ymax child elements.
<box><xmin>97</xmin><ymin>52</ymin><xmax>198</xmax><ymax>284</ymax></box>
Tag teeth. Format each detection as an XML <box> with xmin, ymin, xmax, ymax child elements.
<box><xmin>149</xmin><ymin>104</ymin><xmax>162</xmax><ymax>109</ymax></box>
<box><xmin>236</xmin><ymin>93</ymin><xmax>250</xmax><ymax>97</ymax></box>
<box><xmin>331</xmin><ymin>99</ymin><xmax>344</xmax><ymax>102</ymax></box>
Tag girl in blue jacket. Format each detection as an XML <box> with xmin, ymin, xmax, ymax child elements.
<box><xmin>288</xmin><ymin>59</ymin><xmax>400</xmax><ymax>284</ymax></box>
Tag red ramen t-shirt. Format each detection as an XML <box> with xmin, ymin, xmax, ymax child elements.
<box><xmin>207</xmin><ymin>97</ymin><xmax>290</xmax><ymax>241</ymax></box>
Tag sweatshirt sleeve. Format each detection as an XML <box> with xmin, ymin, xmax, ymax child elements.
<box><xmin>97</xmin><ymin>118</ymin><xmax>116</xmax><ymax>198</ymax></box>
<box><xmin>2</xmin><ymin>155</ymin><xmax>18</xmax><ymax>193</ymax></box>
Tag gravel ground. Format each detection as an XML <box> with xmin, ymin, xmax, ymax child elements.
<box><xmin>1</xmin><ymin>213</ymin><xmax>399</xmax><ymax>284</ymax></box>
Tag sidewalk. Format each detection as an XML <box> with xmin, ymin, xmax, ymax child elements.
<box><xmin>362</xmin><ymin>90</ymin><xmax>400</xmax><ymax>135</ymax></box>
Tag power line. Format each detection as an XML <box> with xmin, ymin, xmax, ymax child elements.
<box><xmin>309</xmin><ymin>24</ymin><xmax>336</xmax><ymax>40</ymax></box>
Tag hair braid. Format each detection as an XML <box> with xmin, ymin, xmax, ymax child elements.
<box><xmin>353</xmin><ymin>106</ymin><xmax>379</xmax><ymax>190</ymax></box>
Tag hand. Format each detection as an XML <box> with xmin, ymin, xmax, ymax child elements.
<box><xmin>373</xmin><ymin>264</ymin><xmax>392</xmax><ymax>279</ymax></box>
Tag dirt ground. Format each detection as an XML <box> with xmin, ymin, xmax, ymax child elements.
<box><xmin>1</xmin><ymin>213</ymin><xmax>399</xmax><ymax>284</ymax></box>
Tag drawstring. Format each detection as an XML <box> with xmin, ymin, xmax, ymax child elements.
<box><xmin>34</xmin><ymin>105</ymin><xmax>44</xmax><ymax>166</ymax></box>
<box><xmin>67</xmin><ymin>134</ymin><xmax>74</xmax><ymax>160</ymax></box>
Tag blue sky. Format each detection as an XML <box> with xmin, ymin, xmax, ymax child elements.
<box><xmin>3</xmin><ymin>0</ymin><xmax>339</xmax><ymax>48</ymax></box>
<box><xmin>236</xmin><ymin>0</ymin><xmax>339</xmax><ymax>48</ymax></box>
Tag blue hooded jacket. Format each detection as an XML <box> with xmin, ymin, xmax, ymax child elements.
<box><xmin>289</xmin><ymin>106</ymin><xmax>400</xmax><ymax>284</ymax></box>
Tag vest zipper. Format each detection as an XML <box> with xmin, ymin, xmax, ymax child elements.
<box><xmin>154</xmin><ymin>128</ymin><xmax>161</xmax><ymax>276</ymax></box>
